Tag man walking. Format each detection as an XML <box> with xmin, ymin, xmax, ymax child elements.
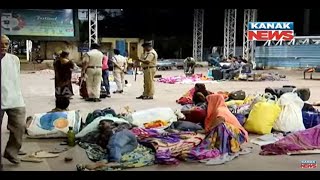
<box><xmin>135</xmin><ymin>41</ymin><xmax>158</xmax><ymax>100</ymax></box>
<box><xmin>1</xmin><ymin>35</ymin><xmax>26</xmax><ymax>166</ymax></box>
<box><xmin>82</xmin><ymin>43</ymin><xmax>103</xmax><ymax>102</ymax></box>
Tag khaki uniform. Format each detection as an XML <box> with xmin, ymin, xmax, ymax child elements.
<box><xmin>83</xmin><ymin>49</ymin><xmax>103</xmax><ymax>98</ymax></box>
<box><xmin>112</xmin><ymin>55</ymin><xmax>127</xmax><ymax>91</ymax></box>
<box><xmin>141</xmin><ymin>49</ymin><xmax>158</xmax><ymax>97</ymax></box>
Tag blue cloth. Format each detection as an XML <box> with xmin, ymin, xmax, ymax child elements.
<box><xmin>107</xmin><ymin>129</ymin><xmax>138</xmax><ymax>162</ymax></box>
<box><xmin>102</xmin><ymin>70</ymin><xmax>110</xmax><ymax>94</ymax></box>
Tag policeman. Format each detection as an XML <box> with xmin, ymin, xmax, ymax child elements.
<box><xmin>135</xmin><ymin>41</ymin><xmax>158</xmax><ymax>100</ymax></box>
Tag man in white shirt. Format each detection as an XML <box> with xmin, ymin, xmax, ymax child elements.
<box><xmin>111</xmin><ymin>49</ymin><xmax>127</xmax><ymax>94</ymax></box>
<box><xmin>1</xmin><ymin>35</ymin><xmax>26</xmax><ymax>165</ymax></box>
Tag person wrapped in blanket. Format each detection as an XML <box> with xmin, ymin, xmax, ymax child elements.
<box><xmin>179</xmin><ymin>94</ymin><xmax>249</xmax><ymax>161</ymax></box>
<box><xmin>200</xmin><ymin>94</ymin><xmax>248</xmax><ymax>157</ymax></box>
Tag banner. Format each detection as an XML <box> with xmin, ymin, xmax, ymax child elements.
<box><xmin>1</xmin><ymin>9</ymin><xmax>75</xmax><ymax>37</ymax></box>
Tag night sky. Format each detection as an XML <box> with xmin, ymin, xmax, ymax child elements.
<box><xmin>93</xmin><ymin>8</ymin><xmax>320</xmax><ymax>58</ymax></box>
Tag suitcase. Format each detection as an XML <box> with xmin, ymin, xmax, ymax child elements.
<box><xmin>212</xmin><ymin>69</ymin><xmax>223</xmax><ymax>80</ymax></box>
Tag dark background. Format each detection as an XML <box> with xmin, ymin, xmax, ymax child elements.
<box><xmin>80</xmin><ymin>9</ymin><xmax>319</xmax><ymax>58</ymax></box>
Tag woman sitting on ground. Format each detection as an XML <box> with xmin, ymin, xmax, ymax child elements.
<box><xmin>202</xmin><ymin>94</ymin><xmax>248</xmax><ymax>154</ymax></box>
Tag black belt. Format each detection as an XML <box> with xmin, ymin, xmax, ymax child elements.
<box><xmin>87</xmin><ymin>66</ymin><xmax>102</xmax><ymax>68</ymax></box>
<box><xmin>143</xmin><ymin>66</ymin><xmax>156</xmax><ymax>70</ymax></box>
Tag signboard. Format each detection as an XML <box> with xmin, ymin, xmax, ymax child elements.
<box><xmin>1</xmin><ymin>9</ymin><xmax>75</xmax><ymax>37</ymax></box>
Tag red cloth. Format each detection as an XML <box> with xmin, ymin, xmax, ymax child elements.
<box><xmin>183</xmin><ymin>107</ymin><xmax>207</xmax><ymax>124</ymax></box>
<box><xmin>176</xmin><ymin>88</ymin><xmax>196</xmax><ymax>105</ymax></box>
<box><xmin>102</xmin><ymin>55</ymin><xmax>108</xmax><ymax>70</ymax></box>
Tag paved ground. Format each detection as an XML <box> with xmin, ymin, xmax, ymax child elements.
<box><xmin>2</xmin><ymin>68</ymin><xmax>320</xmax><ymax>171</ymax></box>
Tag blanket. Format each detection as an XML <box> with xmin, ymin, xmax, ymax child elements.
<box><xmin>131</xmin><ymin>127</ymin><xmax>205</xmax><ymax>165</ymax></box>
<box><xmin>260</xmin><ymin>125</ymin><xmax>320</xmax><ymax>155</ymax></box>
<box><xmin>78</xmin><ymin>142</ymin><xmax>155</xmax><ymax>171</ymax></box>
<box><xmin>158</xmin><ymin>74</ymin><xmax>215</xmax><ymax>84</ymax></box>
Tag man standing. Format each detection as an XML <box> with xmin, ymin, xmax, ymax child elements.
<box><xmin>136</xmin><ymin>41</ymin><xmax>158</xmax><ymax>100</ymax></box>
<box><xmin>102</xmin><ymin>53</ymin><xmax>111</xmax><ymax>97</ymax></box>
<box><xmin>82</xmin><ymin>43</ymin><xmax>103</xmax><ymax>102</ymax></box>
<box><xmin>183</xmin><ymin>57</ymin><xmax>196</xmax><ymax>76</ymax></box>
<box><xmin>1</xmin><ymin>35</ymin><xmax>26</xmax><ymax>165</ymax></box>
<box><xmin>111</xmin><ymin>49</ymin><xmax>127</xmax><ymax>94</ymax></box>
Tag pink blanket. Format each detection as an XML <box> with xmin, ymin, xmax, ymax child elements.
<box><xmin>260</xmin><ymin>125</ymin><xmax>320</xmax><ymax>155</ymax></box>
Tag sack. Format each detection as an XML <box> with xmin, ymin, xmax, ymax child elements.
<box><xmin>244</xmin><ymin>97</ymin><xmax>281</xmax><ymax>134</ymax></box>
<box><xmin>126</xmin><ymin>107</ymin><xmax>177</xmax><ymax>130</ymax></box>
<box><xmin>273</xmin><ymin>93</ymin><xmax>305</xmax><ymax>132</ymax></box>
<box><xmin>302</xmin><ymin>111</ymin><xmax>320</xmax><ymax>129</ymax></box>
<box><xmin>27</xmin><ymin>110</ymin><xmax>82</xmax><ymax>138</ymax></box>
<box><xmin>265</xmin><ymin>85</ymin><xmax>296</xmax><ymax>98</ymax></box>
<box><xmin>229</xmin><ymin>90</ymin><xmax>246</xmax><ymax>100</ymax></box>
<box><xmin>296</xmin><ymin>88</ymin><xmax>311</xmax><ymax>101</ymax></box>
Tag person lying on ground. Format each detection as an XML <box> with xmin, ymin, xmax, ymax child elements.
<box><xmin>96</xmin><ymin>120</ymin><xmax>138</xmax><ymax>164</ymax></box>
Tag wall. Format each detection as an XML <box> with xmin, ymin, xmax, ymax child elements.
<box><xmin>100</xmin><ymin>37</ymin><xmax>144</xmax><ymax>59</ymax></box>
<box><xmin>40</xmin><ymin>41</ymin><xmax>82</xmax><ymax>62</ymax></box>
<box><xmin>255</xmin><ymin>45</ymin><xmax>320</xmax><ymax>68</ymax></box>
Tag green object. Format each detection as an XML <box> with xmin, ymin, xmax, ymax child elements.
<box><xmin>67</xmin><ymin>127</ymin><xmax>76</xmax><ymax>147</ymax></box>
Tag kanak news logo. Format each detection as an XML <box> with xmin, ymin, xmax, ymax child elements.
<box><xmin>248</xmin><ymin>22</ymin><xmax>294</xmax><ymax>41</ymax></box>
<box><xmin>300</xmin><ymin>160</ymin><xmax>317</xmax><ymax>169</ymax></box>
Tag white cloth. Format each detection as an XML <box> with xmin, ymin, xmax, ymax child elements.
<box><xmin>112</xmin><ymin>55</ymin><xmax>127</xmax><ymax>70</ymax></box>
<box><xmin>1</xmin><ymin>53</ymin><xmax>25</xmax><ymax>109</ymax></box>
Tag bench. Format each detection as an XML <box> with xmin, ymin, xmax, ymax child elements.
<box><xmin>304</xmin><ymin>67</ymin><xmax>320</xmax><ymax>79</ymax></box>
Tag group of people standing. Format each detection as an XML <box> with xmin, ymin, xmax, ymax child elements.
<box><xmin>53</xmin><ymin>44</ymin><xmax>130</xmax><ymax>102</ymax></box>
<box><xmin>0</xmin><ymin>35</ymin><xmax>158</xmax><ymax>169</ymax></box>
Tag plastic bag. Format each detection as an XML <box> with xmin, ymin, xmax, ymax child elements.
<box><xmin>244</xmin><ymin>97</ymin><xmax>281</xmax><ymax>135</ymax></box>
<box><xmin>273</xmin><ymin>93</ymin><xmax>305</xmax><ymax>132</ymax></box>
<box><xmin>126</xmin><ymin>107</ymin><xmax>177</xmax><ymax>129</ymax></box>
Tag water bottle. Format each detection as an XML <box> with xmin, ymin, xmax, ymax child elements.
<box><xmin>67</xmin><ymin>127</ymin><xmax>76</xmax><ymax>147</ymax></box>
